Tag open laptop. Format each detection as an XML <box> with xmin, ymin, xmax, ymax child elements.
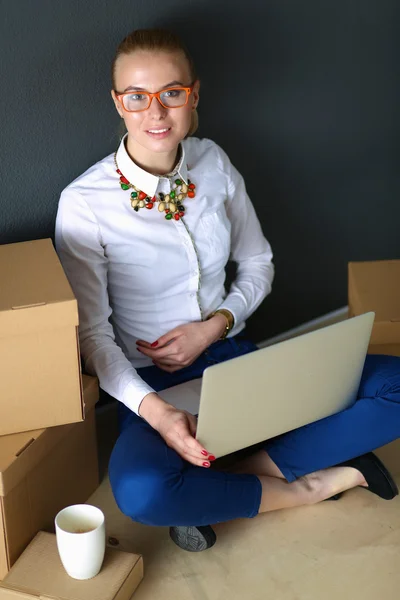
<box><xmin>160</xmin><ymin>312</ymin><xmax>375</xmax><ymax>458</ymax></box>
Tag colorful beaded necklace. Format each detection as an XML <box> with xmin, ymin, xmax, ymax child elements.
<box><xmin>114</xmin><ymin>152</ymin><xmax>196</xmax><ymax>221</ymax></box>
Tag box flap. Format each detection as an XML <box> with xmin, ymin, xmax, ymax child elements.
<box><xmin>0</xmin><ymin>240</ymin><xmax>75</xmax><ymax>311</ymax></box>
<box><xmin>0</xmin><ymin>532</ymin><xmax>143</xmax><ymax>600</ymax></box>
<box><xmin>348</xmin><ymin>260</ymin><xmax>400</xmax><ymax>323</ymax></box>
<box><xmin>0</xmin><ymin>376</ymin><xmax>98</xmax><ymax>497</ymax></box>
<box><xmin>0</xmin><ymin>240</ymin><xmax>78</xmax><ymax>336</ymax></box>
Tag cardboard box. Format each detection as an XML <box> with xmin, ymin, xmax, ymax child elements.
<box><xmin>0</xmin><ymin>531</ymin><xmax>143</xmax><ymax>600</ymax></box>
<box><xmin>348</xmin><ymin>259</ymin><xmax>400</xmax><ymax>345</ymax></box>
<box><xmin>0</xmin><ymin>238</ymin><xmax>84</xmax><ymax>435</ymax></box>
<box><xmin>348</xmin><ymin>260</ymin><xmax>400</xmax><ymax>478</ymax></box>
<box><xmin>0</xmin><ymin>375</ymin><xmax>99</xmax><ymax>580</ymax></box>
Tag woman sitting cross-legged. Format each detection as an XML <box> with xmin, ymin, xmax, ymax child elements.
<box><xmin>55</xmin><ymin>28</ymin><xmax>400</xmax><ymax>552</ymax></box>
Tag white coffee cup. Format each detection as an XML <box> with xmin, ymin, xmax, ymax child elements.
<box><xmin>55</xmin><ymin>504</ymin><xmax>106</xmax><ymax>580</ymax></box>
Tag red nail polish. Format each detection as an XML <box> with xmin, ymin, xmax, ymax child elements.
<box><xmin>202</xmin><ymin>461</ymin><xmax>210</xmax><ymax>468</ymax></box>
<box><xmin>151</xmin><ymin>341</ymin><xmax>159</xmax><ymax>347</ymax></box>
<box><xmin>201</xmin><ymin>450</ymin><xmax>208</xmax><ymax>456</ymax></box>
<box><xmin>208</xmin><ymin>455</ymin><xmax>216</xmax><ymax>462</ymax></box>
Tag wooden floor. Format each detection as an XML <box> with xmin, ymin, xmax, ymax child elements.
<box><xmin>92</xmin><ymin>405</ymin><xmax>400</xmax><ymax>600</ymax></box>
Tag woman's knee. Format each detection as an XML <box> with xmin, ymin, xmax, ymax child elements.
<box><xmin>111</xmin><ymin>468</ymin><xmax>183</xmax><ymax>526</ymax></box>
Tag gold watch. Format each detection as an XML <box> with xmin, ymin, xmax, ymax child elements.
<box><xmin>206</xmin><ymin>308</ymin><xmax>234</xmax><ymax>339</ymax></box>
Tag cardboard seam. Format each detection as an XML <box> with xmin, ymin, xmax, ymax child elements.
<box><xmin>75</xmin><ymin>328</ymin><xmax>84</xmax><ymax>421</ymax></box>
<box><xmin>0</xmin><ymin>501</ymin><xmax>10</xmax><ymax>572</ymax></box>
<box><xmin>0</xmin><ymin>500</ymin><xmax>10</xmax><ymax>576</ymax></box>
<box><xmin>114</xmin><ymin>569</ymin><xmax>130</xmax><ymax>599</ymax></box>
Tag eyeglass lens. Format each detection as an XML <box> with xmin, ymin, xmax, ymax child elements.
<box><xmin>122</xmin><ymin>88</ymin><xmax>188</xmax><ymax>111</ymax></box>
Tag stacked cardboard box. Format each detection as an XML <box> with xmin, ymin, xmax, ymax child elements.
<box><xmin>348</xmin><ymin>259</ymin><xmax>400</xmax><ymax>472</ymax></box>
<box><xmin>0</xmin><ymin>240</ymin><xmax>100</xmax><ymax>578</ymax></box>
<box><xmin>0</xmin><ymin>238</ymin><xmax>144</xmax><ymax>597</ymax></box>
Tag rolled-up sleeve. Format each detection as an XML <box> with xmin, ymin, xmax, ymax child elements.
<box><xmin>55</xmin><ymin>189</ymin><xmax>154</xmax><ymax>415</ymax></box>
<box><xmin>216</xmin><ymin>145</ymin><xmax>274</xmax><ymax>325</ymax></box>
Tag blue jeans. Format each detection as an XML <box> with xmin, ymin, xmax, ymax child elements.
<box><xmin>108</xmin><ymin>336</ymin><xmax>400</xmax><ymax>526</ymax></box>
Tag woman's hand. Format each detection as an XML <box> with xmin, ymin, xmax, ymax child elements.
<box><xmin>136</xmin><ymin>316</ymin><xmax>227</xmax><ymax>373</ymax></box>
<box><xmin>139</xmin><ymin>392</ymin><xmax>214</xmax><ymax>467</ymax></box>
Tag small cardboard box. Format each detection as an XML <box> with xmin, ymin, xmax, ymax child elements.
<box><xmin>0</xmin><ymin>531</ymin><xmax>143</xmax><ymax>600</ymax></box>
<box><xmin>348</xmin><ymin>259</ymin><xmax>400</xmax><ymax>345</ymax></box>
<box><xmin>0</xmin><ymin>375</ymin><xmax>99</xmax><ymax>580</ymax></box>
<box><xmin>0</xmin><ymin>238</ymin><xmax>84</xmax><ymax>436</ymax></box>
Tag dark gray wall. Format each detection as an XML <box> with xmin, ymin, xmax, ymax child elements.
<box><xmin>1</xmin><ymin>0</ymin><xmax>399</xmax><ymax>342</ymax></box>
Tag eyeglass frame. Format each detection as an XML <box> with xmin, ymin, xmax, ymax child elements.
<box><xmin>114</xmin><ymin>83</ymin><xmax>196</xmax><ymax>113</ymax></box>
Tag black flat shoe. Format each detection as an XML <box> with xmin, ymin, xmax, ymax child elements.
<box><xmin>338</xmin><ymin>452</ymin><xmax>399</xmax><ymax>500</ymax></box>
<box><xmin>169</xmin><ymin>525</ymin><xmax>216</xmax><ymax>552</ymax></box>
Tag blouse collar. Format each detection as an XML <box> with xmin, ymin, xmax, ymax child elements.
<box><xmin>115</xmin><ymin>134</ymin><xmax>188</xmax><ymax>198</ymax></box>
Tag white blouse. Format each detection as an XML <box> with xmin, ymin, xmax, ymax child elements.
<box><xmin>55</xmin><ymin>135</ymin><xmax>274</xmax><ymax>415</ymax></box>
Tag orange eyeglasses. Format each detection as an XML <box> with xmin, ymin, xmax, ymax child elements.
<box><xmin>114</xmin><ymin>85</ymin><xmax>195</xmax><ymax>113</ymax></box>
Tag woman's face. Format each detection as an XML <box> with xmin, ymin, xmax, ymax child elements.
<box><xmin>112</xmin><ymin>50</ymin><xmax>199</xmax><ymax>157</ymax></box>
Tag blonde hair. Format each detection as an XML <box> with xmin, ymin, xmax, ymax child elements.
<box><xmin>112</xmin><ymin>28</ymin><xmax>199</xmax><ymax>136</ymax></box>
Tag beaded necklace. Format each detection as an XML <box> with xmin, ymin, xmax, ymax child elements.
<box><xmin>114</xmin><ymin>152</ymin><xmax>196</xmax><ymax>221</ymax></box>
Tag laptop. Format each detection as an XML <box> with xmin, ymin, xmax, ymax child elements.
<box><xmin>160</xmin><ymin>312</ymin><xmax>375</xmax><ymax>458</ymax></box>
